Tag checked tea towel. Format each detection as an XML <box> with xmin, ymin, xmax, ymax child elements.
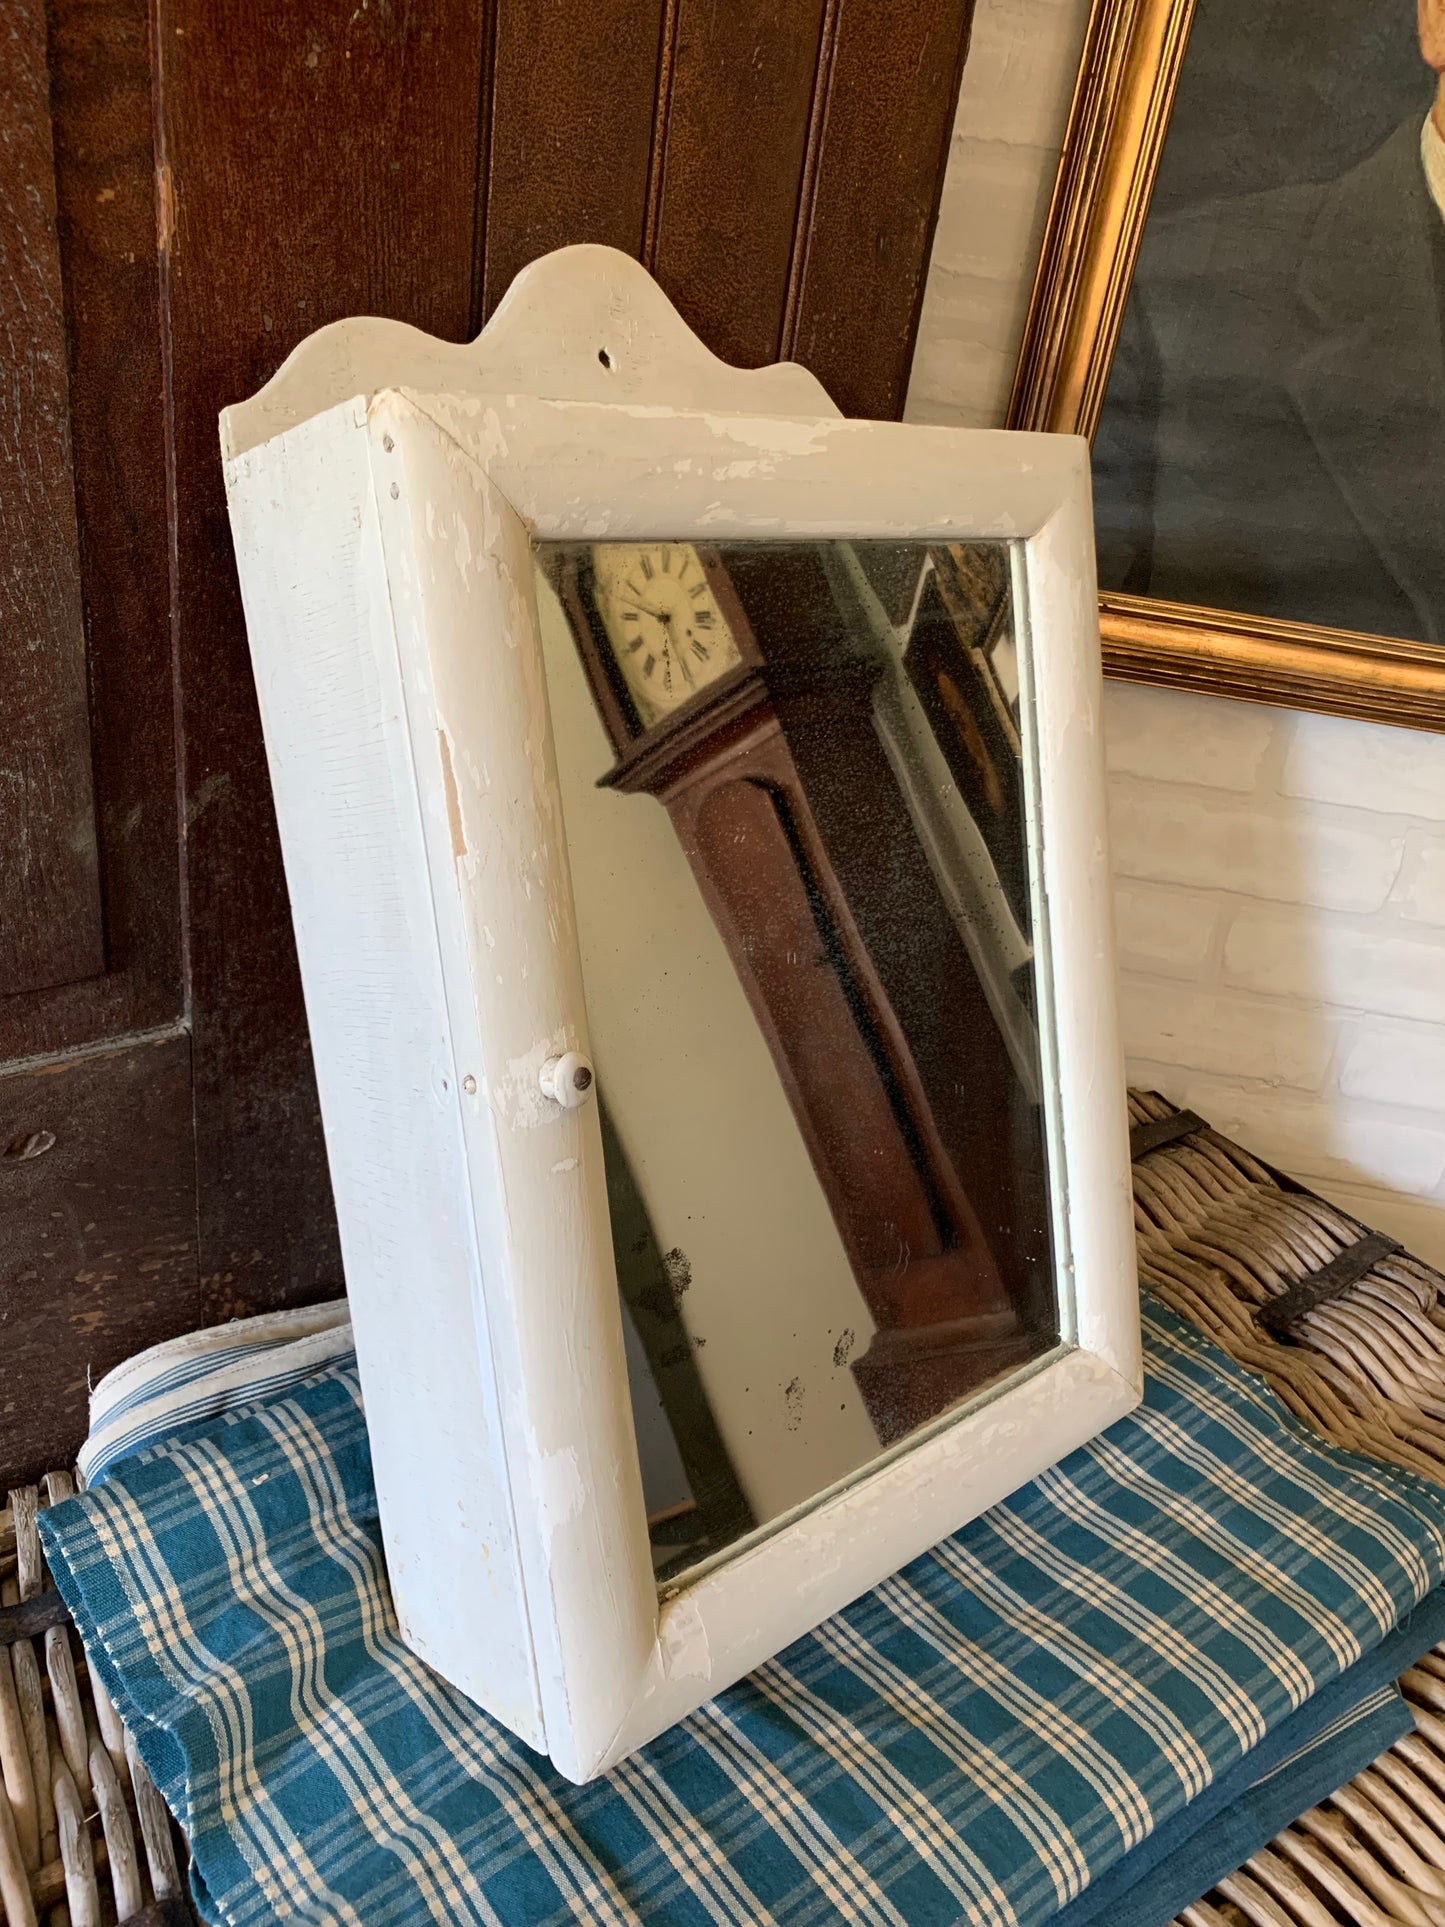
<box><xmin>40</xmin><ymin>1302</ymin><xmax>1445</xmax><ymax>1927</ymax></box>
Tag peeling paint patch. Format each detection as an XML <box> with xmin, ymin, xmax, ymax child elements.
<box><xmin>536</xmin><ymin>1445</ymin><xmax>586</xmax><ymax>1549</ymax></box>
<box><xmin>714</xmin><ymin>458</ymin><xmax>783</xmax><ymax>481</ymax></box>
<box><xmin>661</xmin><ymin>1248</ymin><xmax>691</xmax><ymax>1305</ymax></box>
<box><xmin>659</xmin><ymin>1592</ymin><xmax>712</xmax><ymax>1683</ymax></box>
<box><xmin>497</xmin><ymin>1033</ymin><xmax>570</xmax><ymax>1128</ymax></box>
<box><xmin>703</xmin><ymin>413</ymin><xmax>832</xmax><ymax>456</ymax></box>
<box><xmin>438</xmin><ymin>731</ymin><xmax>467</xmax><ymax>859</ymax></box>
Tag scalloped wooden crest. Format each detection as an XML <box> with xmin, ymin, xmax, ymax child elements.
<box><xmin>220</xmin><ymin>244</ymin><xmax>842</xmax><ymax>462</ymax></box>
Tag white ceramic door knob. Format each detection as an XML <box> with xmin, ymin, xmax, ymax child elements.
<box><xmin>540</xmin><ymin>1052</ymin><xmax>595</xmax><ymax>1110</ymax></box>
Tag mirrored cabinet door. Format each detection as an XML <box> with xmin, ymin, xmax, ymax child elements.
<box><xmin>536</xmin><ymin>538</ymin><xmax>1061</xmax><ymax>1583</ymax></box>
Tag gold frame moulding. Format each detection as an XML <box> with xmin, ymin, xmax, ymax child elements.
<box><xmin>1007</xmin><ymin>0</ymin><xmax>1445</xmax><ymax>732</ymax></box>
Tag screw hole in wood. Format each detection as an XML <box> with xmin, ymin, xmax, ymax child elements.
<box><xmin>598</xmin><ymin>347</ymin><xmax>614</xmax><ymax>371</ymax></box>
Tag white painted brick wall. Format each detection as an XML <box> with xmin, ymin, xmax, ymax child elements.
<box><xmin>1108</xmin><ymin>686</ymin><xmax>1445</xmax><ymax>1259</ymax></box>
<box><xmin>906</xmin><ymin>0</ymin><xmax>1092</xmax><ymax>433</ymax></box>
<box><xmin>907</xmin><ymin>0</ymin><xmax>1445</xmax><ymax>1266</ymax></box>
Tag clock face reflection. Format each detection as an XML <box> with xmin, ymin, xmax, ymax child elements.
<box><xmin>592</xmin><ymin>542</ymin><xmax>742</xmax><ymax>726</ymax></box>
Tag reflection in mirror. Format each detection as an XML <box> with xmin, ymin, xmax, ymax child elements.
<box><xmin>535</xmin><ymin>540</ymin><xmax>1057</xmax><ymax>1587</ymax></box>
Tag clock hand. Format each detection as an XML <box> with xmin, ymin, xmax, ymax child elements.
<box><xmin>655</xmin><ymin>623</ymin><xmax>675</xmax><ymax>693</ymax></box>
<box><xmin>657</xmin><ymin>611</ymin><xmax>695</xmax><ymax>688</ymax></box>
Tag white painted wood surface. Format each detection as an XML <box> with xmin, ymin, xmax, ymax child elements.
<box><xmin>221</xmin><ymin>244</ymin><xmax>1138</xmax><ymax>1782</ymax></box>
<box><xmin>222</xmin><ymin>405</ymin><xmax>546</xmax><ymax>1744</ymax></box>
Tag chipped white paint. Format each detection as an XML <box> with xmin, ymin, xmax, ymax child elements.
<box><xmin>221</xmin><ymin>245</ymin><xmax>1138</xmax><ymax>1782</ymax></box>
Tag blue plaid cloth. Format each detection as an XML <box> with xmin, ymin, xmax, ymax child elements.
<box><xmin>40</xmin><ymin>1303</ymin><xmax>1445</xmax><ymax>1927</ymax></box>
<box><xmin>1097</xmin><ymin>1682</ymin><xmax>1412</xmax><ymax>1927</ymax></box>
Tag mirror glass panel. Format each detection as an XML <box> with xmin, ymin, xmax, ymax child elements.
<box><xmin>534</xmin><ymin>540</ymin><xmax>1058</xmax><ymax>1585</ymax></box>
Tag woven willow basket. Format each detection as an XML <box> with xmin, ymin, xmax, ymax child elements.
<box><xmin>0</xmin><ymin>1475</ymin><xmax>190</xmax><ymax>1926</ymax></box>
<box><xmin>6</xmin><ymin>1090</ymin><xmax>1445</xmax><ymax>1926</ymax></box>
<box><xmin>1129</xmin><ymin>1092</ymin><xmax>1445</xmax><ymax>1927</ymax></box>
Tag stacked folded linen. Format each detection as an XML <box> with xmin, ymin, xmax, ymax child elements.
<box><xmin>75</xmin><ymin>1299</ymin><xmax>354</xmax><ymax>1488</ymax></box>
<box><xmin>39</xmin><ymin>1300</ymin><xmax>1445</xmax><ymax>1927</ymax></box>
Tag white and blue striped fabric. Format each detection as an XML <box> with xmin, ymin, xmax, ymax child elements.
<box><xmin>77</xmin><ymin>1301</ymin><xmax>354</xmax><ymax>1488</ymax></box>
<box><xmin>40</xmin><ymin>1301</ymin><xmax>1445</xmax><ymax>1927</ymax></box>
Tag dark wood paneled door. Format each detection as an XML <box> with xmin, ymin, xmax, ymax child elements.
<box><xmin>0</xmin><ymin>0</ymin><xmax>975</xmax><ymax>1486</ymax></box>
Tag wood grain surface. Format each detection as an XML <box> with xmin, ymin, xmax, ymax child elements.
<box><xmin>0</xmin><ymin>1032</ymin><xmax>198</xmax><ymax>1487</ymax></box>
<box><xmin>647</xmin><ymin>0</ymin><xmax>830</xmax><ymax>368</ymax></box>
<box><xmin>155</xmin><ymin>0</ymin><xmax>488</xmax><ymax>1318</ymax></box>
<box><xmin>482</xmin><ymin>0</ymin><xmax>667</xmax><ymax>320</ymax></box>
<box><xmin>786</xmin><ymin>0</ymin><xmax>977</xmax><ymax>419</ymax></box>
<box><xmin>0</xmin><ymin>0</ymin><xmax>184</xmax><ymax>1067</ymax></box>
<box><xmin>0</xmin><ymin>0</ymin><xmax>103</xmax><ymax>999</ymax></box>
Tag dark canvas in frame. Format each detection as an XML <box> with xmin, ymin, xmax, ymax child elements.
<box><xmin>1093</xmin><ymin>0</ymin><xmax>1445</xmax><ymax>648</ymax></box>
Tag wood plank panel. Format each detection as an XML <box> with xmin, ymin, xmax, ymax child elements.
<box><xmin>0</xmin><ymin>0</ymin><xmax>184</xmax><ymax>1064</ymax></box>
<box><xmin>0</xmin><ymin>1032</ymin><xmax>197</xmax><ymax>1486</ymax></box>
<box><xmin>157</xmin><ymin>0</ymin><xmax>489</xmax><ymax>1317</ymax></box>
<box><xmin>785</xmin><ymin>0</ymin><xmax>976</xmax><ymax>420</ymax></box>
<box><xmin>648</xmin><ymin>0</ymin><xmax>828</xmax><ymax>369</ymax></box>
<box><xmin>0</xmin><ymin>0</ymin><xmax>103</xmax><ymax>998</ymax></box>
<box><xmin>481</xmin><ymin>0</ymin><xmax>666</xmax><ymax>321</ymax></box>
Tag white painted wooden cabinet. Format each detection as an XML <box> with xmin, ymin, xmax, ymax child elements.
<box><xmin>222</xmin><ymin>245</ymin><xmax>1138</xmax><ymax>1781</ymax></box>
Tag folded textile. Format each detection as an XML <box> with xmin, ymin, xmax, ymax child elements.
<box><xmin>1112</xmin><ymin>1684</ymin><xmax>1412</xmax><ymax>1927</ymax></box>
<box><xmin>1052</xmin><ymin>1579</ymin><xmax>1445</xmax><ymax>1927</ymax></box>
<box><xmin>41</xmin><ymin>1302</ymin><xmax>1445</xmax><ymax>1927</ymax></box>
<box><xmin>78</xmin><ymin>1300</ymin><xmax>355</xmax><ymax>1487</ymax></box>
<box><xmin>83</xmin><ymin>1285</ymin><xmax>1445</xmax><ymax>1918</ymax></box>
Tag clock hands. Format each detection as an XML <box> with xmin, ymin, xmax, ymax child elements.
<box><xmin>655</xmin><ymin>610</ymin><xmax>694</xmax><ymax>693</ymax></box>
<box><xmin>600</xmin><ymin>546</ymin><xmax>735</xmax><ymax>721</ymax></box>
<box><xmin>622</xmin><ymin>597</ymin><xmax>697</xmax><ymax>692</ymax></box>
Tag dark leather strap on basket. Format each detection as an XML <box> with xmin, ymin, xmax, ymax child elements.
<box><xmin>0</xmin><ymin>1586</ymin><xmax>68</xmax><ymax>1645</ymax></box>
<box><xmin>1130</xmin><ymin>1109</ymin><xmax>1207</xmax><ymax>1160</ymax></box>
<box><xmin>1259</xmin><ymin>1230</ymin><xmax>1403</xmax><ymax>1336</ymax></box>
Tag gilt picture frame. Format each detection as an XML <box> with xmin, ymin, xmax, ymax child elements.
<box><xmin>221</xmin><ymin>246</ymin><xmax>1139</xmax><ymax>1782</ymax></box>
<box><xmin>1008</xmin><ymin>0</ymin><xmax>1445</xmax><ymax>732</ymax></box>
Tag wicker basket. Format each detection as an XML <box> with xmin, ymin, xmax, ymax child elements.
<box><xmin>1129</xmin><ymin>1092</ymin><xmax>1445</xmax><ymax>1927</ymax></box>
<box><xmin>0</xmin><ymin>1475</ymin><xmax>190</xmax><ymax>1926</ymax></box>
<box><xmin>8</xmin><ymin>1090</ymin><xmax>1445</xmax><ymax>1926</ymax></box>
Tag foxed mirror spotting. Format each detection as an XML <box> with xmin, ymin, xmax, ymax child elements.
<box><xmin>1008</xmin><ymin>0</ymin><xmax>1445</xmax><ymax>730</ymax></box>
<box><xmin>221</xmin><ymin>245</ymin><xmax>1139</xmax><ymax>1782</ymax></box>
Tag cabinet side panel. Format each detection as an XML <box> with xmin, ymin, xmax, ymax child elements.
<box><xmin>372</xmin><ymin>400</ymin><xmax>659</xmax><ymax>1781</ymax></box>
<box><xmin>224</xmin><ymin>409</ymin><xmax>543</xmax><ymax>1746</ymax></box>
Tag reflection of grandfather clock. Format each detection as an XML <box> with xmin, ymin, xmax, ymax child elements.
<box><xmin>554</xmin><ymin>542</ymin><xmax>1029</xmax><ymax>1444</ymax></box>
